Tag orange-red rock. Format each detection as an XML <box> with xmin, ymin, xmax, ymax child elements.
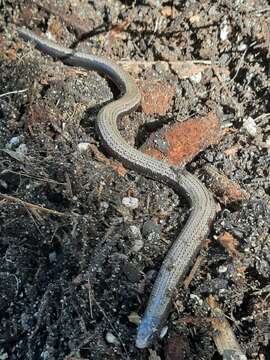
<box><xmin>142</xmin><ymin>112</ymin><xmax>221</xmax><ymax>166</ymax></box>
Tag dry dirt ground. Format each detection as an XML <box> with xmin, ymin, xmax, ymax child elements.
<box><xmin>0</xmin><ymin>1</ymin><xmax>270</xmax><ymax>359</ymax></box>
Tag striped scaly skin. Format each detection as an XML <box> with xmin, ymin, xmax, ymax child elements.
<box><xmin>18</xmin><ymin>28</ymin><xmax>216</xmax><ymax>348</ymax></box>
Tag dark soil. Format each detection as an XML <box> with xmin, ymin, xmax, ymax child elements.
<box><xmin>0</xmin><ymin>1</ymin><xmax>270</xmax><ymax>359</ymax></box>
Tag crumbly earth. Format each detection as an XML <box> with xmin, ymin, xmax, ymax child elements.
<box><xmin>0</xmin><ymin>1</ymin><xmax>269</xmax><ymax>359</ymax></box>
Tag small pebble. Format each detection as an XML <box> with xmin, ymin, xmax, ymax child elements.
<box><xmin>220</xmin><ymin>20</ymin><xmax>230</xmax><ymax>41</ymax></box>
<box><xmin>219</xmin><ymin>53</ymin><xmax>231</xmax><ymax>66</ymax></box>
<box><xmin>154</xmin><ymin>138</ymin><xmax>169</xmax><ymax>154</ymax></box>
<box><xmin>131</xmin><ymin>238</ymin><xmax>144</xmax><ymax>252</ymax></box>
<box><xmin>49</xmin><ymin>252</ymin><xmax>57</xmax><ymax>263</ymax></box>
<box><xmin>100</xmin><ymin>201</ymin><xmax>109</xmax><ymax>210</ymax></box>
<box><xmin>209</xmin><ymin>5</ymin><xmax>217</xmax><ymax>16</ymax></box>
<box><xmin>128</xmin><ymin>311</ymin><xmax>141</xmax><ymax>325</ymax></box>
<box><xmin>218</xmin><ymin>265</ymin><xmax>228</xmax><ymax>273</ymax></box>
<box><xmin>243</xmin><ymin>117</ymin><xmax>257</xmax><ymax>137</ymax></box>
<box><xmin>122</xmin><ymin>196</ymin><xmax>139</xmax><ymax>209</ymax></box>
<box><xmin>105</xmin><ymin>332</ymin><xmax>119</xmax><ymax>345</ymax></box>
<box><xmin>129</xmin><ymin>225</ymin><xmax>141</xmax><ymax>237</ymax></box>
<box><xmin>190</xmin><ymin>72</ymin><xmax>202</xmax><ymax>83</ymax></box>
<box><xmin>155</xmin><ymin>61</ymin><xmax>169</xmax><ymax>74</ymax></box>
<box><xmin>0</xmin><ymin>354</ymin><xmax>8</xmax><ymax>360</ymax></box>
<box><xmin>7</xmin><ymin>136</ymin><xmax>21</xmax><ymax>148</ymax></box>
<box><xmin>77</xmin><ymin>142</ymin><xmax>90</xmax><ymax>152</ymax></box>
<box><xmin>265</xmin><ymin>137</ymin><xmax>270</xmax><ymax>153</ymax></box>
<box><xmin>204</xmin><ymin>152</ymin><xmax>214</xmax><ymax>162</ymax></box>
<box><xmin>159</xmin><ymin>325</ymin><xmax>168</xmax><ymax>339</ymax></box>
<box><xmin>40</xmin><ymin>351</ymin><xmax>49</xmax><ymax>360</ymax></box>
<box><xmin>190</xmin><ymin>294</ymin><xmax>203</xmax><ymax>305</ymax></box>
<box><xmin>219</xmin><ymin>288</ymin><xmax>227</xmax><ymax>295</ymax></box>
<box><xmin>16</xmin><ymin>143</ymin><xmax>28</xmax><ymax>155</ymax></box>
<box><xmin>129</xmin><ymin>225</ymin><xmax>144</xmax><ymax>252</ymax></box>
<box><xmin>238</xmin><ymin>43</ymin><xmax>247</xmax><ymax>51</ymax></box>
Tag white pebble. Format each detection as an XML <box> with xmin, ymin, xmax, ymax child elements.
<box><xmin>49</xmin><ymin>252</ymin><xmax>57</xmax><ymax>263</ymax></box>
<box><xmin>159</xmin><ymin>326</ymin><xmax>168</xmax><ymax>339</ymax></box>
<box><xmin>129</xmin><ymin>225</ymin><xmax>144</xmax><ymax>252</ymax></box>
<box><xmin>238</xmin><ymin>43</ymin><xmax>247</xmax><ymax>51</ymax></box>
<box><xmin>190</xmin><ymin>293</ymin><xmax>203</xmax><ymax>305</ymax></box>
<box><xmin>100</xmin><ymin>201</ymin><xmax>109</xmax><ymax>209</ymax></box>
<box><xmin>218</xmin><ymin>265</ymin><xmax>228</xmax><ymax>273</ymax></box>
<box><xmin>130</xmin><ymin>225</ymin><xmax>140</xmax><ymax>235</ymax></box>
<box><xmin>128</xmin><ymin>311</ymin><xmax>141</xmax><ymax>325</ymax></box>
<box><xmin>265</xmin><ymin>136</ymin><xmax>270</xmax><ymax>149</ymax></box>
<box><xmin>132</xmin><ymin>238</ymin><xmax>144</xmax><ymax>252</ymax></box>
<box><xmin>243</xmin><ymin>117</ymin><xmax>257</xmax><ymax>137</ymax></box>
<box><xmin>122</xmin><ymin>196</ymin><xmax>139</xmax><ymax>209</ymax></box>
<box><xmin>8</xmin><ymin>136</ymin><xmax>21</xmax><ymax>147</ymax></box>
<box><xmin>16</xmin><ymin>143</ymin><xmax>28</xmax><ymax>154</ymax></box>
<box><xmin>105</xmin><ymin>332</ymin><xmax>119</xmax><ymax>345</ymax></box>
<box><xmin>220</xmin><ymin>20</ymin><xmax>230</xmax><ymax>41</ymax></box>
<box><xmin>40</xmin><ymin>351</ymin><xmax>49</xmax><ymax>360</ymax></box>
<box><xmin>77</xmin><ymin>142</ymin><xmax>90</xmax><ymax>152</ymax></box>
<box><xmin>219</xmin><ymin>288</ymin><xmax>227</xmax><ymax>295</ymax></box>
<box><xmin>190</xmin><ymin>72</ymin><xmax>202</xmax><ymax>83</ymax></box>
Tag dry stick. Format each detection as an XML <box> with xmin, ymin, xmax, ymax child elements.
<box><xmin>203</xmin><ymin>164</ymin><xmax>249</xmax><ymax>204</ymax></box>
<box><xmin>248</xmin><ymin>7</ymin><xmax>270</xmax><ymax>13</ymax></box>
<box><xmin>254</xmin><ymin>112</ymin><xmax>270</xmax><ymax>122</ymax></box>
<box><xmin>183</xmin><ymin>255</ymin><xmax>204</xmax><ymax>289</ymax></box>
<box><xmin>183</xmin><ymin>238</ymin><xmax>212</xmax><ymax>289</ymax></box>
<box><xmin>87</xmin><ymin>279</ymin><xmax>93</xmax><ymax>319</ymax></box>
<box><xmin>208</xmin><ymin>295</ymin><xmax>247</xmax><ymax>360</ymax></box>
<box><xmin>212</xmin><ymin>67</ymin><xmax>241</xmax><ymax>113</ymax></box>
<box><xmin>226</xmin><ymin>41</ymin><xmax>256</xmax><ymax>86</ymax></box>
<box><xmin>119</xmin><ymin>60</ymin><xmax>212</xmax><ymax>66</ymax></box>
<box><xmin>0</xmin><ymin>88</ymin><xmax>28</xmax><ymax>98</ymax></box>
<box><xmin>24</xmin><ymin>205</ymin><xmax>44</xmax><ymax>236</ymax></box>
<box><xmin>2</xmin><ymin>170</ymin><xmax>66</xmax><ymax>185</ymax></box>
<box><xmin>0</xmin><ymin>193</ymin><xmax>67</xmax><ymax>217</ymax></box>
<box><xmin>226</xmin><ymin>48</ymin><xmax>248</xmax><ymax>85</ymax></box>
<box><xmin>33</xmin><ymin>0</ymin><xmax>91</xmax><ymax>35</ymax></box>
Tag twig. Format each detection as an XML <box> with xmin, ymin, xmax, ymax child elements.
<box><xmin>183</xmin><ymin>255</ymin><xmax>204</xmax><ymax>289</ymax></box>
<box><xmin>226</xmin><ymin>48</ymin><xmax>248</xmax><ymax>85</ymax></box>
<box><xmin>208</xmin><ymin>295</ymin><xmax>247</xmax><ymax>360</ymax></box>
<box><xmin>2</xmin><ymin>170</ymin><xmax>66</xmax><ymax>185</ymax></box>
<box><xmin>248</xmin><ymin>7</ymin><xmax>270</xmax><ymax>13</ymax></box>
<box><xmin>1</xmin><ymin>149</ymin><xmax>26</xmax><ymax>162</ymax></box>
<box><xmin>202</xmin><ymin>164</ymin><xmax>249</xmax><ymax>204</ymax></box>
<box><xmin>33</xmin><ymin>0</ymin><xmax>93</xmax><ymax>36</ymax></box>
<box><xmin>24</xmin><ymin>205</ymin><xmax>44</xmax><ymax>235</ymax></box>
<box><xmin>226</xmin><ymin>41</ymin><xmax>256</xmax><ymax>85</ymax></box>
<box><xmin>89</xmin><ymin>143</ymin><xmax>127</xmax><ymax>177</ymax></box>
<box><xmin>0</xmin><ymin>89</ymin><xmax>28</xmax><ymax>98</ymax></box>
<box><xmin>119</xmin><ymin>59</ymin><xmax>212</xmax><ymax>66</ymax></box>
<box><xmin>0</xmin><ymin>193</ymin><xmax>67</xmax><ymax>217</ymax></box>
<box><xmin>212</xmin><ymin>66</ymin><xmax>241</xmax><ymax>113</ymax></box>
<box><xmin>254</xmin><ymin>112</ymin><xmax>270</xmax><ymax>122</ymax></box>
<box><xmin>87</xmin><ymin>279</ymin><xmax>93</xmax><ymax>319</ymax></box>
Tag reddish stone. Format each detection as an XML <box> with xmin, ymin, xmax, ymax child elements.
<box><xmin>138</xmin><ymin>80</ymin><xmax>176</xmax><ymax>115</ymax></box>
<box><xmin>142</xmin><ymin>112</ymin><xmax>221</xmax><ymax>166</ymax></box>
